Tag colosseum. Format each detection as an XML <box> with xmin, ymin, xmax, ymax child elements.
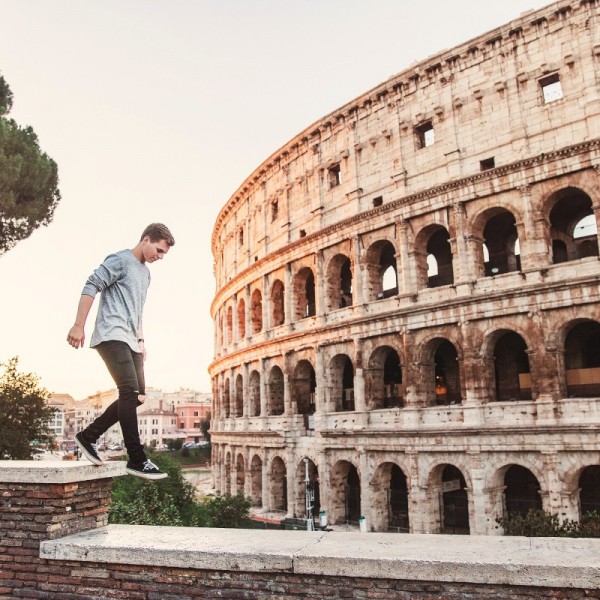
<box><xmin>210</xmin><ymin>0</ymin><xmax>600</xmax><ymax>535</ymax></box>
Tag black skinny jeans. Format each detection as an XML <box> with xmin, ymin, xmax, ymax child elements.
<box><xmin>83</xmin><ymin>340</ymin><xmax>146</xmax><ymax>465</ymax></box>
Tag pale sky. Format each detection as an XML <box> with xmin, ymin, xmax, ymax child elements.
<box><xmin>0</xmin><ymin>0</ymin><xmax>551</xmax><ymax>399</ymax></box>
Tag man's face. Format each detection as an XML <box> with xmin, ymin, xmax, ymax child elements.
<box><xmin>141</xmin><ymin>237</ymin><xmax>170</xmax><ymax>263</ymax></box>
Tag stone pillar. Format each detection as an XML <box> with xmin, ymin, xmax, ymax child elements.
<box><xmin>467</xmin><ymin>453</ymin><xmax>489</xmax><ymax>535</ymax></box>
<box><xmin>397</xmin><ymin>219</ymin><xmax>414</xmax><ymax>294</ymax></box>
<box><xmin>452</xmin><ymin>203</ymin><xmax>472</xmax><ymax>285</ymax></box>
<box><xmin>261</xmin><ymin>454</ymin><xmax>270</xmax><ymax>512</ymax></box>
<box><xmin>232</xmin><ymin>293</ymin><xmax>239</xmax><ymax>343</ymax></box>
<box><xmin>243</xmin><ymin>362</ymin><xmax>250</xmax><ymax>417</ymax></box>
<box><xmin>518</xmin><ymin>185</ymin><xmax>549</xmax><ymax>270</ymax></box>
<box><xmin>286</xmin><ymin>459</ymin><xmax>295</xmax><ymax>519</ymax></box>
<box><xmin>284</xmin><ymin>262</ymin><xmax>293</xmax><ymax>328</ymax></box>
<box><xmin>542</xmin><ymin>453</ymin><xmax>562</xmax><ymax>516</ymax></box>
<box><xmin>315</xmin><ymin>346</ymin><xmax>326</xmax><ymax>413</ymax></box>
<box><xmin>260</xmin><ymin>358</ymin><xmax>268</xmax><ymax>417</ymax></box>
<box><xmin>230</xmin><ymin>449</ymin><xmax>238</xmax><ymax>496</ymax></box>
<box><xmin>244</xmin><ymin>285</ymin><xmax>251</xmax><ymax>341</ymax></box>
<box><xmin>352</xmin><ymin>235</ymin><xmax>364</xmax><ymax>304</ymax></box>
<box><xmin>316</xmin><ymin>250</ymin><xmax>325</xmax><ymax>322</ymax></box>
<box><xmin>262</xmin><ymin>274</ymin><xmax>269</xmax><ymax>331</ymax></box>
<box><xmin>354</xmin><ymin>342</ymin><xmax>366</xmax><ymax>412</ymax></box>
<box><xmin>358</xmin><ymin>449</ymin><xmax>371</xmax><ymax>531</ymax></box>
<box><xmin>283</xmin><ymin>372</ymin><xmax>292</xmax><ymax>416</ymax></box>
<box><xmin>317</xmin><ymin>451</ymin><xmax>330</xmax><ymax>524</ymax></box>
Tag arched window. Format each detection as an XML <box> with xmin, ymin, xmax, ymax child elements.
<box><xmin>250</xmin><ymin>289</ymin><xmax>263</xmax><ymax>333</ymax></box>
<box><xmin>549</xmin><ymin>188</ymin><xmax>598</xmax><ymax>263</ymax></box>
<box><xmin>482</xmin><ymin>210</ymin><xmax>520</xmax><ymax>275</ymax></box>
<box><xmin>365</xmin><ymin>240</ymin><xmax>398</xmax><ymax>300</ymax></box>
<box><xmin>271</xmin><ymin>279</ymin><xmax>285</xmax><ymax>326</ymax></box>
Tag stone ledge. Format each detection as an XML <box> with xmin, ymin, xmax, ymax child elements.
<box><xmin>0</xmin><ymin>460</ymin><xmax>126</xmax><ymax>484</ymax></box>
<box><xmin>40</xmin><ymin>525</ymin><xmax>600</xmax><ymax>589</ymax></box>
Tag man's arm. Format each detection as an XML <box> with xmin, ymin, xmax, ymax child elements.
<box><xmin>67</xmin><ymin>294</ymin><xmax>95</xmax><ymax>349</ymax></box>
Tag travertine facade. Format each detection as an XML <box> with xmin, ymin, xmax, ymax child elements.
<box><xmin>210</xmin><ymin>0</ymin><xmax>600</xmax><ymax>534</ymax></box>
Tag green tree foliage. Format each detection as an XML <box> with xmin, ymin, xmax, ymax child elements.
<box><xmin>109</xmin><ymin>452</ymin><xmax>253</xmax><ymax>528</ymax></box>
<box><xmin>203</xmin><ymin>492</ymin><xmax>253</xmax><ymax>528</ymax></box>
<box><xmin>0</xmin><ymin>75</ymin><xmax>60</xmax><ymax>254</ymax></box>
<box><xmin>497</xmin><ymin>508</ymin><xmax>600</xmax><ymax>538</ymax></box>
<box><xmin>0</xmin><ymin>357</ymin><xmax>56</xmax><ymax>459</ymax></box>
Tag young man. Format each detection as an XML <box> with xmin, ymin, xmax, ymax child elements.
<box><xmin>67</xmin><ymin>223</ymin><xmax>175</xmax><ymax>480</ymax></box>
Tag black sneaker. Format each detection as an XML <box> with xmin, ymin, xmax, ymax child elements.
<box><xmin>125</xmin><ymin>459</ymin><xmax>167</xmax><ymax>480</ymax></box>
<box><xmin>75</xmin><ymin>432</ymin><xmax>103</xmax><ymax>466</ymax></box>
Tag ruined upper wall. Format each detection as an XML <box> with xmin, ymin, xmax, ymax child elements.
<box><xmin>211</xmin><ymin>0</ymin><xmax>600</xmax><ymax>293</ymax></box>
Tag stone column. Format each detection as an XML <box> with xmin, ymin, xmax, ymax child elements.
<box><xmin>358</xmin><ymin>449</ymin><xmax>371</xmax><ymax>531</ymax></box>
<box><xmin>262</xmin><ymin>453</ymin><xmax>270</xmax><ymax>512</ymax></box>
<box><xmin>467</xmin><ymin>453</ymin><xmax>489</xmax><ymax>535</ymax></box>
<box><xmin>286</xmin><ymin>458</ymin><xmax>295</xmax><ymax>519</ymax></box>
<box><xmin>284</xmin><ymin>262</ymin><xmax>293</xmax><ymax>327</ymax></box>
<box><xmin>353</xmin><ymin>341</ymin><xmax>366</xmax><ymax>412</ymax></box>
<box><xmin>315</xmin><ymin>346</ymin><xmax>326</xmax><ymax>414</ymax></box>
<box><xmin>518</xmin><ymin>185</ymin><xmax>549</xmax><ymax>270</ymax></box>
<box><xmin>262</xmin><ymin>274</ymin><xmax>269</xmax><ymax>331</ymax></box>
<box><xmin>242</xmin><ymin>363</ymin><xmax>250</xmax><ymax>417</ymax></box>
<box><xmin>451</xmin><ymin>203</ymin><xmax>472</xmax><ymax>285</ymax></box>
<box><xmin>352</xmin><ymin>235</ymin><xmax>364</xmax><ymax>304</ymax></box>
<box><xmin>316</xmin><ymin>250</ymin><xmax>325</xmax><ymax>323</ymax></box>
<box><xmin>260</xmin><ymin>358</ymin><xmax>268</xmax><ymax>417</ymax></box>
<box><xmin>397</xmin><ymin>219</ymin><xmax>414</xmax><ymax>294</ymax></box>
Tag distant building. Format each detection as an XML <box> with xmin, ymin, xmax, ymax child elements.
<box><xmin>48</xmin><ymin>388</ymin><xmax>211</xmax><ymax>449</ymax></box>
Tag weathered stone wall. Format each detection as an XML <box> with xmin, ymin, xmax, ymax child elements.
<box><xmin>2</xmin><ymin>463</ymin><xmax>599</xmax><ymax>600</ymax></box>
<box><xmin>209</xmin><ymin>0</ymin><xmax>600</xmax><ymax>536</ymax></box>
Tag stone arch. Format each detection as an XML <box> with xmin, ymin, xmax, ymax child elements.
<box><xmin>234</xmin><ymin>373</ymin><xmax>244</xmax><ymax>417</ymax></box>
<box><xmin>293</xmin><ymin>266</ymin><xmax>316</xmax><ymax>320</ymax></box>
<box><xmin>328</xmin><ymin>354</ymin><xmax>355</xmax><ymax>412</ymax></box>
<box><xmin>329</xmin><ymin>460</ymin><xmax>361</xmax><ymax>525</ymax></box>
<box><xmin>543</xmin><ymin>187</ymin><xmax>598</xmax><ymax>263</ymax></box>
<box><xmin>503</xmin><ymin>465</ymin><xmax>543</xmax><ymax>516</ymax></box>
<box><xmin>325</xmin><ymin>253</ymin><xmax>353</xmax><ymax>311</ymax></box>
<box><xmin>365</xmin><ymin>345</ymin><xmax>404</xmax><ymax>410</ymax></box>
<box><xmin>237</xmin><ymin>297</ymin><xmax>246</xmax><ymax>339</ymax></box>
<box><xmin>271</xmin><ymin>279</ymin><xmax>285</xmax><ymax>326</ymax></box>
<box><xmin>472</xmin><ymin>207</ymin><xmax>521</xmax><ymax>277</ymax></box>
<box><xmin>248</xmin><ymin>369</ymin><xmax>261</xmax><ymax>417</ymax></box>
<box><xmin>426</xmin><ymin>463</ymin><xmax>470</xmax><ymax>534</ymax></box>
<box><xmin>250</xmin><ymin>454</ymin><xmax>263</xmax><ymax>507</ymax></box>
<box><xmin>419</xmin><ymin>337</ymin><xmax>462</xmax><ymax>406</ymax></box>
<box><xmin>563</xmin><ymin>320</ymin><xmax>600</xmax><ymax>397</ymax></box>
<box><xmin>415</xmin><ymin>224</ymin><xmax>454</xmax><ymax>289</ymax></box>
<box><xmin>365</xmin><ymin>239</ymin><xmax>398</xmax><ymax>300</ymax></box>
<box><xmin>250</xmin><ymin>288</ymin><xmax>263</xmax><ymax>333</ymax></box>
<box><xmin>370</xmin><ymin>462</ymin><xmax>410</xmax><ymax>532</ymax></box>
<box><xmin>270</xmin><ymin>456</ymin><xmax>287</xmax><ymax>512</ymax></box>
<box><xmin>489</xmin><ymin>330</ymin><xmax>532</xmax><ymax>402</ymax></box>
<box><xmin>268</xmin><ymin>365</ymin><xmax>284</xmax><ymax>415</ymax></box>
<box><xmin>294</xmin><ymin>458</ymin><xmax>320</xmax><ymax>520</ymax></box>
<box><xmin>579</xmin><ymin>465</ymin><xmax>600</xmax><ymax>517</ymax></box>
<box><xmin>291</xmin><ymin>359</ymin><xmax>316</xmax><ymax>415</ymax></box>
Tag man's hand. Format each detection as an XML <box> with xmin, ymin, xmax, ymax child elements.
<box><xmin>67</xmin><ymin>324</ymin><xmax>85</xmax><ymax>349</ymax></box>
<box><xmin>139</xmin><ymin>340</ymin><xmax>147</xmax><ymax>361</ymax></box>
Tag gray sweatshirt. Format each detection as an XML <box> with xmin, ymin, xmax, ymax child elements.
<box><xmin>82</xmin><ymin>249</ymin><xmax>150</xmax><ymax>352</ymax></box>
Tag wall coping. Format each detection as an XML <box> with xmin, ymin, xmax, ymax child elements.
<box><xmin>41</xmin><ymin>524</ymin><xmax>600</xmax><ymax>589</ymax></box>
<box><xmin>0</xmin><ymin>460</ymin><xmax>126</xmax><ymax>483</ymax></box>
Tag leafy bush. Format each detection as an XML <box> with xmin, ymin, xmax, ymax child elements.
<box><xmin>497</xmin><ymin>509</ymin><xmax>600</xmax><ymax>537</ymax></box>
<box><xmin>110</xmin><ymin>452</ymin><xmax>251</xmax><ymax>528</ymax></box>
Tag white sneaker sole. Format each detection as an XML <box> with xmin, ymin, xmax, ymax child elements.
<box><xmin>125</xmin><ymin>467</ymin><xmax>168</xmax><ymax>480</ymax></box>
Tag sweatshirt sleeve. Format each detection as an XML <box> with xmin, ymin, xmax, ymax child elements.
<box><xmin>81</xmin><ymin>253</ymin><xmax>123</xmax><ymax>297</ymax></box>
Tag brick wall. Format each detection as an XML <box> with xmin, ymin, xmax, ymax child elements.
<box><xmin>0</xmin><ymin>471</ymin><xmax>112</xmax><ymax>598</ymax></box>
<box><xmin>1</xmin><ymin>462</ymin><xmax>599</xmax><ymax>600</ymax></box>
